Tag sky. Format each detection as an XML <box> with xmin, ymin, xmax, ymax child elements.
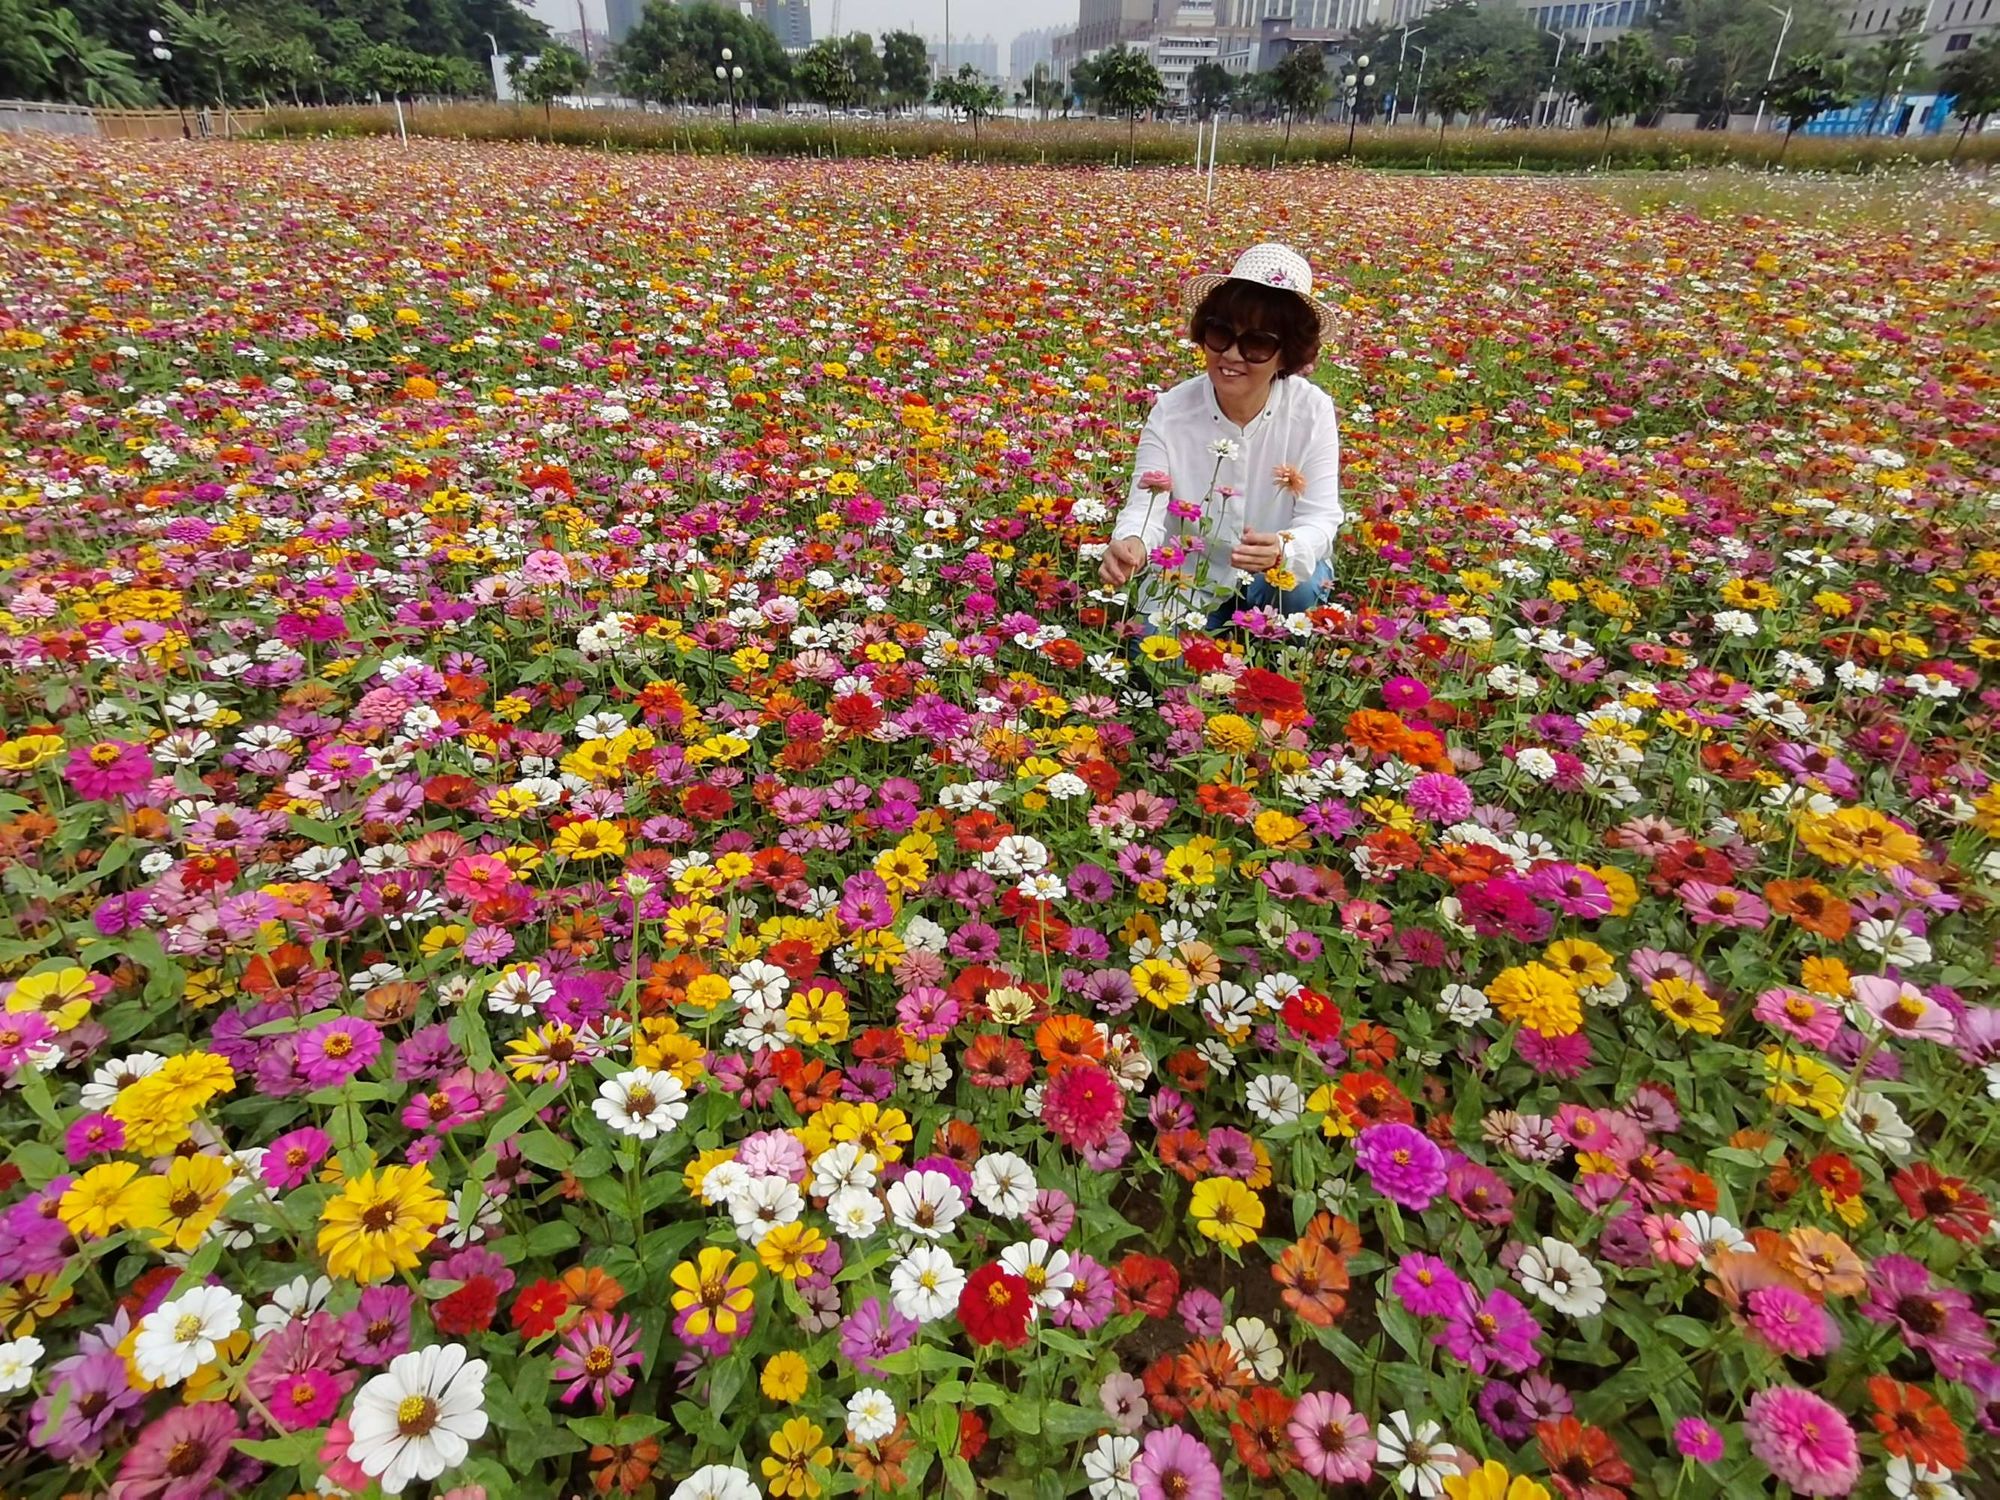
<box><xmin>522</xmin><ymin>0</ymin><xmax>1076</xmax><ymax>49</ymax></box>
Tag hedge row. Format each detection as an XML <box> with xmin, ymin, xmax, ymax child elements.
<box><xmin>255</xmin><ymin>102</ymin><xmax>2000</xmax><ymax>172</ymax></box>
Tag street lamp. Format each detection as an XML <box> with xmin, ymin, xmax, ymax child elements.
<box><xmin>1389</xmin><ymin>23</ymin><xmax>1425</xmax><ymax>124</ymax></box>
<box><xmin>150</xmin><ymin>29</ymin><xmax>191</xmax><ymax>137</ymax></box>
<box><xmin>1541</xmin><ymin>28</ymin><xmax>1565</xmax><ymax>128</ymax></box>
<box><xmin>1410</xmin><ymin>44</ymin><xmax>1429</xmax><ymax>124</ymax></box>
<box><xmin>715</xmin><ymin>46</ymin><xmax>743</xmax><ymax>129</ymax></box>
<box><xmin>1749</xmin><ymin>5</ymin><xmax>1793</xmax><ymax>134</ymax></box>
<box><xmin>1344</xmin><ymin>54</ymin><xmax>1373</xmax><ymax>155</ymax></box>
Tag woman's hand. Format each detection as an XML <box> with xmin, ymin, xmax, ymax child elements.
<box><xmin>1099</xmin><ymin>537</ymin><xmax>1147</xmax><ymax>588</ymax></box>
<box><xmin>1230</xmin><ymin>530</ymin><xmax>1284</xmax><ymax>574</ymax></box>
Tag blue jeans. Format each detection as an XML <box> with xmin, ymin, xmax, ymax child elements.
<box><xmin>1203</xmin><ymin>559</ymin><xmax>1332</xmax><ymax>632</ymax></box>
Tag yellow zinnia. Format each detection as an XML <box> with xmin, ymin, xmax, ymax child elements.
<box><xmin>58</xmin><ymin>1161</ymin><xmax>149</xmax><ymax>1238</ymax></box>
<box><xmin>125</xmin><ymin>1154</ymin><xmax>238</xmax><ymax>1253</ymax></box>
<box><xmin>6</xmin><ymin>967</ymin><xmax>97</xmax><ymax>1032</ymax></box>
<box><xmin>763</xmin><ymin>1415</ymin><xmax>832</xmax><ymax>1499</ymax></box>
<box><xmin>1444</xmin><ymin>1461</ymin><xmax>1552</xmax><ymax>1500</ymax></box>
<box><xmin>757</xmin><ymin>1221</ymin><xmax>827</xmax><ymax>1280</ymax></box>
<box><xmin>316</xmin><ymin>1163</ymin><xmax>448</xmax><ymax>1283</ymax></box>
<box><xmin>761</xmin><ymin>1349</ymin><xmax>809</xmax><ymax>1402</ymax></box>
<box><xmin>1648</xmin><ymin>975</ymin><xmax>1723</xmax><ymax>1036</ymax></box>
<box><xmin>550</xmin><ymin>818</ymin><xmax>627</xmax><ymax>861</ymax></box>
<box><xmin>669</xmin><ymin>1246</ymin><xmax>758</xmax><ymax>1339</ymax></box>
<box><xmin>1130</xmin><ymin>958</ymin><xmax>1192</xmax><ymax>1010</ymax></box>
<box><xmin>1189</xmin><ymin>1175</ymin><xmax>1264</xmax><ymax>1250</ymax></box>
<box><xmin>1486</xmin><ymin>963</ymin><xmax>1582</xmax><ymax>1038</ymax></box>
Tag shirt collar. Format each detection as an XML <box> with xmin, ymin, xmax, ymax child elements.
<box><xmin>1207</xmin><ymin>375</ymin><xmax>1278</xmax><ymax>432</ymax></box>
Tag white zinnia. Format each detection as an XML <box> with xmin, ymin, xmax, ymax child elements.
<box><xmin>999</xmin><ymin>1238</ymin><xmax>1073</xmax><ymax>1311</ymax></box>
<box><xmin>592</xmin><ymin>1068</ymin><xmax>689</xmax><ymax>1139</ymax></box>
<box><xmin>1514</xmin><ymin>1236</ymin><xmax>1606</xmax><ymax>1318</ymax></box>
<box><xmin>346</xmin><ymin>1343</ymin><xmax>490</xmax><ymax>1495</ymax></box>
<box><xmin>809</xmin><ymin>1142</ymin><xmax>879</xmax><ymax>1199</ymax></box>
<box><xmin>1244</xmin><ymin>1074</ymin><xmax>1304</xmax><ymax>1126</ymax></box>
<box><xmin>884</xmin><ymin>1170</ymin><xmax>965</xmax><ymax>1240</ymax></box>
<box><xmin>669</xmin><ymin>1465</ymin><xmax>763</xmax><ymax>1500</ymax></box>
<box><xmin>133</xmin><ymin>1286</ymin><xmax>243</xmax><ymax>1385</ymax></box>
<box><xmin>889</xmin><ymin>1245</ymin><xmax>965</xmax><ymax>1324</ymax></box>
<box><xmin>971</xmin><ymin>1151</ymin><xmax>1038</xmax><ymax>1219</ymax></box>
<box><xmin>1374</xmin><ymin>1410</ymin><xmax>1457</xmax><ymax>1498</ymax></box>
<box><xmin>845</xmin><ymin>1387</ymin><xmax>897</xmax><ymax>1444</ymax></box>
<box><xmin>0</xmin><ymin>1334</ymin><xmax>43</xmax><ymax>1392</ymax></box>
<box><xmin>1084</xmin><ymin>1433</ymin><xmax>1140</xmax><ymax>1500</ymax></box>
<box><xmin>825</xmin><ymin>1186</ymin><xmax>884</xmax><ymax>1240</ymax></box>
<box><xmin>1224</xmin><ymin>1316</ymin><xmax>1283</xmax><ymax>1381</ymax></box>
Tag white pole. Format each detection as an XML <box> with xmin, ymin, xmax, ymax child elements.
<box><xmin>394</xmin><ymin>94</ymin><xmax>408</xmax><ymax>144</ymax></box>
<box><xmin>1752</xmin><ymin>5</ymin><xmax>1792</xmax><ymax>134</ymax></box>
<box><xmin>1543</xmin><ymin>30</ymin><xmax>1565</xmax><ymax>128</ymax></box>
<box><xmin>1206</xmin><ymin>118</ymin><xmax>1218</xmax><ymax>208</ymax></box>
<box><xmin>1195</xmin><ymin>116</ymin><xmax>1204</xmax><ymax>174</ymax></box>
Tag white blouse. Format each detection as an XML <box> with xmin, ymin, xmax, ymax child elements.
<box><xmin>1110</xmin><ymin>373</ymin><xmax>1344</xmax><ymax>594</ymax></box>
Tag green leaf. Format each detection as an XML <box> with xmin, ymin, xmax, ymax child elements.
<box><xmin>234</xmin><ymin>1430</ymin><xmax>323</xmax><ymax>1466</ymax></box>
<box><xmin>515</xmin><ymin>1130</ymin><xmax>576</xmax><ymax>1172</ymax></box>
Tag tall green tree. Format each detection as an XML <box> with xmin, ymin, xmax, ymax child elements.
<box><xmin>1569</xmin><ymin>32</ymin><xmax>1676</xmax><ymax>152</ymax></box>
<box><xmin>1852</xmin><ymin>5</ymin><xmax>1927</xmax><ymax>133</ymax></box>
<box><xmin>1425</xmin><ymin>57</ymin><xmax>1490</xmax><ymax>143</ymax></box>
<box><xmin>835</xmin><ymin>32</ymin><xmax>884</xmax><ymax>107</ymax></box>
<box><xmin>1271</xmin><ymin>43</ymin><xmax>1327</xmax><ymax>145</ymax></box>
<box><xmin>1396</xmin><ymin>0</ymin><xmax>1544</xmax><ymax>121</ymax></box>
<box><xmin>1065</xmin><ymin>54</ymin><xmax>1102</xmax><ymax>115</ymax></box>
<box><xmin>615</xmin><ymin>0</ymin><xmax>788</xmax><ymax>107</ymax></box>
<box><xmin>30</xmin><ymin>7</ymin><xmax>149</xmax><ymax>105</ymax></box>
<box><xmin>1186</xmin><ymin>59</ymin><xmax>1231</xmax><ymax>119</ymax></box>
<box><xmin>508</xmin><ymin>41</ymin><xmax>586</xmax><ymax>122</ymax></box>
<box><xmin>0</xmin><ymin>0</ymin><xmax>55</xmax><ymax>98</ymax></box>
<box><xmin>880</xmin><ymin>29</ymin><xmax>928</xmax><ymax>108</ymax></box>
<box><xmin>1936</xmin><ymin>32</ymin><xmax>2000</xmax><ymax>158</ymax></box>
<box><xmin>932</xmin><ymin>62</ymin><xmax>1002</xmax><ymax>139</ymax></box>
<box><xmin>1647</xmin><ymin>0</ymin><xmax>1838</xmax><ymax>127</ymax></box>
<box><xmin>795</xmin><ymin>37</ymin><xmax>856</xmax><ymax>111</ymax></box>
<box><xmin>1765</xmin><ymin>50</ymin><xmax>1853</xmax><ymax>158</ymax></box>
<box><xmin>1093</xmin><ymin>44</ymin><xmax>1165</xmax><ymax>154</ymax></box>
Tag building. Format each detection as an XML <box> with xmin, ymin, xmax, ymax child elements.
<box><xmin>928</xmin><ymin>36</ymin><xmax>1002</xmax><ymax>77</ymax></box>
<box><xmin>603</xmin><ymin>0</ymin><xmax>642</xmax><ymax>44</ymax></box>
<box><xmin>1010</xmin><ymin>24</ymin><xmax>1065</xmax><ymax>87</ymax></box>
<box><xmin>1833</xmin><ymin>0</ymin><xmax>2000</xmax><ymax>69</ymax></box>
<box><xmin>756</xmin><ymin>0</ymin><xmax>811</xmax><ymax>49</ymax></box>
<box><xmin>1509</xmin><ymin>0</ymin><xmax>1659</xmax><ymax>49</ymax></box>
<box><xmin>1076</xmin><ymin>0</ymin><xmax>1157</xmax><ymax>56</ymax></box>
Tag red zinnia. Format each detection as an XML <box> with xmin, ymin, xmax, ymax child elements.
<box><xmin>1230</xmin><ymin>1386</ymin><xmax>1298</xmax><ymax>1480</ymax></box>
<box><xmin>433</xmin><ymin>1276</ymin><xmax>499</xmax><ymax>1336</ymax></box>
<box><xmin>1868</xmin><ymin>1376</ymin><xmax>1967</xmax><ymax>1472</ymax></box>
<box><xmin>1280</xmin><ymin>988</ymin><xmax>1343</xmax><ymax>1042</ymax></box>
<box><xmin>1040</xmin><ymin>1062</ymin><xmax>1124</xmax><ymax>1151</ymax></box>
<box><xmin>1892</xmin><ymin>1163</ymin><xmax>1994</xmax><ymax>1243</ymax></box>
<box><xmin>1113</xmin><ymin>1254</ymin><xmax>1180</xmax><ymax>1319</ymax></box>
<box><xmin>958</xmin><ymin>1410</ymin><xmax>988</xmax><ymax>1461</ymax></box>
<box><xmin>1234</xmin><ymin>667</ymin><xmax>1306</xmax><ymax>721</ymax></box>
<box><xmin>1537</xmin><ymin>1417</ymin><xmax>1636</xmax><ymax>1500</ymax></box>
<box><xmin>957</xmin><ymin>1264</ymin><xmax>1032</xmax><ymax>1349</ymax></box>
<box><xmin>512</xmin><ymin>1278</ymin><xmax>571</xmax><ymax>1339</ymax></box>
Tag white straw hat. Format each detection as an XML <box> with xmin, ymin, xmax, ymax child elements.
<box><xmin>1180</xmin><ymin>242</ymin><xmax>1340</xmax><ymax>342</ymax></box>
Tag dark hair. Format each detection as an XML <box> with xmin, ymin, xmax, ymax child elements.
<box><xmin>1189</xmin><ymin>279</ymin><xmax>1320</xmax><ymax>378</ymax></box>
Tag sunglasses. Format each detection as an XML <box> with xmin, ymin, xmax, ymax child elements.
<box><xmin>1198</xmin><ymin>319</ymin><xmax>1282</xmax><ymax>365</ymax></box>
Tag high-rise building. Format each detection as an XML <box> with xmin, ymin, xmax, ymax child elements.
<box><xmin>1010</xmin><ymin>24</ymin><xmax>1066</xmax><ymax>85</ymax></box>
<box><xmin>1507</xmin><ymin>0</ymin><xmax>1658</xmax><ymax>49</ymax></box>
<box><xmin>601</xmin><ymin>0</ymin><xmax>638</xmax><ymax>43</ymax></box>
<box><xmin>757</xmin><ymin>0</ymin><xmax>812</xmax><ymax>49</ymax></box>
<box><xmin>928</xmin><ymin>35</ymin><xmax>1002</xmax><ymax>77</ymax></box>
<box><xmin>1830</xmin><ymin>0</ymin><xmax>2000</xmax><ymax>69</ymax></box>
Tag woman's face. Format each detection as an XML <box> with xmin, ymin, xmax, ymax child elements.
<box><xmin>1200</xmin><ymin>315</ymin><xmax>1283</xmax><ymax>406</ymax></box>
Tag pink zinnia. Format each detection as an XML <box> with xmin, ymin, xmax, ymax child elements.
<box><xmin>114</xmin><ymin>1402</ymin><xmax>241</xmax><ymax>1499</ymax></box>
<box><xmin>1744</xmin><ymin>1286</ymin><xmax>1836</xmax><ymax>1359</ymax></box>
<box><xmin>267</xmin><ymin>1368</ymin><xmax>344</xmax><ymax>1430</ymax></box>
<box><xmin>1042</xmin><ymin>1063</ymin><xmax>1124</xmax><ymax>1151</ymax></box>
<box><xmin>1288</xmin><ymin>1390</ymin><xmax>1377</xmax><ymax>1483</ymax></box>
<box><xmin>1678</xmin><ymin>880</ymin><xmax>1769</xmax><ymax>930</ymax></box>
<box><xmin>553</xmin><ymin>1311</ymin><xmax>642</xmax><ymax>1408</ymax></box>
<box><xmin>1406</xmin><ymin>772</ymin><xmax>1473</xmax><ymax>823</ymax></box>
<box><xmin>263</xmin><ymin>1126</ymin><xmax>333</xmax><ymax>1190</ymax></box>
<box><xmin>1131</xmin><ymin>1427</ymin><xmax>1223</xmax><ymax>1500</ymax></box>
<box><xmin>1752</xmin><ymin>988</ymin><xmax>1844</xmax><ymax>1048</ymax></box>
<box><xmin>63</xmin><ymin>740</ymin><xmax>153</xmax><ymax>801</ymax></box>
<box><xmin>1381</xmin><ymin>675</ymin><xmax>1431</xmax><ymax>713</ymax></box>
<box><xmin>1355</xmin><ymin>1122</ymin><xmax>1447</xmax><ymax>1211</ymax></box>
<box><xmin>1851</xmin><ymin>974</ymin><xmax>1956</xmax><ymax>1043</ymax></box>
<box><xmin>1674</xmin><ymin>1416</ymin><xmax>1724</xmax><ymax>1463</ymax></box>
<box><xmin>296</xmin><ymin>1017</ymin><xmax>382</xmax><ymax>1089</ymax></box>
<box><xmin>1744</xmin><ymin>1386</ymin><xmax>1859</xmax><ymax>1496</ymax></box>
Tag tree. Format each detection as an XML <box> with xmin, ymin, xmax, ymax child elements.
<box><xmin>794</xmin><ymin>37</ymin><xmax>856</xmax><ymax>111</ymax></box>
<box><xmin>1186</xmin><ymin>59</ymin><xmax>1231</xmax><ymax>119</ymax></box>
<box><xmin>615</xmin><ymin>0</ymin><xmax>789</xmax><ymax>108</ymax></box>
<box><xmin>1019</xmin><ymin>61</ymin><xmax>1063</xmax><ymax>120</ymax></box>
<box><xmin>1271</xmin><ymin>44</ymin><xmax>1328</xmax><ymax>146</ymax></box>
<box><xmin>880</xmin><ymin>28</ymin><xmax>928</xmax><ymax>109</ymax></box>
<box><xmin>29</xmin><ymin>7</ymin><xmax>148</xmax><ymax>105</ymax></box>
<box><xmin>836</xmin><ymin>32</ymin><xmax>884</xmax><ymax>108</ymax></box>
<box><xmin>1647</xmin><ymin>0</ymin><xmax>1838</xmax><ymax>127</ymax></box>
<box><xmin>932</xmin><ymin>62</ymin><xmax>1001</xmax><ymax>139</ymax></box>
<box><xmin>0</xmin><ymin>0</ymin><xmax>56</xmax><ymax>99</ymax></box>
<box><xmin>1425</xmin><ymin>57</ymin><xmax>1490</xmax><ymax>144</ymax></box>
<box><xmin>1394</xmin><ymin>0</ymin><xmax>1544</xmax><ymax>122</ymax></box>
<box><xmin>1852</xmin><ymin>5</ymin><xmax>1927</xmax><ymax>134</ymax></box>
<box><xmin>1094</xmin><ymin>43</ymin><xmax>1165</xmax><ymax>154</ymax></box>
<box><xmin>1569</xmin><ymin>33</ymin><xmax>1676</xmax><ymax>154</ymax></box>
<box><xmin>509</xmin><ymin>42</ymin><xmax>586</xmax><ymax>122</ymax></box>
<box><xmin>1066</xmin><ymin>54</ymin><xmax>1102</xmax><ymax>115</ymax></box>
<box><xmin>1764</xmin><ymin>51</ymin><xmax>1852</xmax><ymax>158</ymax></box>
<box><xmin>1937</xmin><ymin>32</ymin><xmax>2000</xmax><ymax>159</ymax></box>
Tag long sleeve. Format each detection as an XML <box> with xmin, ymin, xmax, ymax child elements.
<box><xmin>1111</xmin><ymin>409</ymin><xmax>1175</xmax><ymax>554</ymax></box>
<box><xmin>1284</xmin><ymin>398</ymin><xmax>1343</xmax><ymax>575</ymax></box>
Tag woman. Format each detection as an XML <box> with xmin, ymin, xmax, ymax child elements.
<box><xmin>1098</xmin><ymin>242</ymin><xmax>1343</xmax><ymax>632</ymax></box>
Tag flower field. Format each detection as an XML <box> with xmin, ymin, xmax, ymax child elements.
<box><xmin>0</xmin><ymin>137</ymin><xmax>1996</xmax><ymax>1500</ymax></box>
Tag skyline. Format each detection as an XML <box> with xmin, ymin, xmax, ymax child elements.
<box><xmin>522</xmin><ymin>0</ymin><xmax>1070</xmax><ymax>48</ymax></box>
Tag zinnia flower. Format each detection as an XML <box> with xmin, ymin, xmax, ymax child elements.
<box><xmin>1743</xmin><ymin>1386</ymin><xmax>1859</xmax><ymax>1497</ymax></box>
<box><xmin>317</xmin><ymin>1164</ymin><xmax>449</xmax><ymax>1284</ymax></box>
<box><xmin>346</xmin><ymin>1343</ymin><xmax>490</xmax><ymax>1496</ymax></box>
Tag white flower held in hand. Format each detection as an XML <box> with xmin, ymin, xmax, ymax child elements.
<box><xmin>133</xmin><ymin>1285</ymin><xmax>243</xmax><ymax>1385</ymax></box>
<box><xmin>346</xmin><ymin>1342</ymin><xmax>490</xmax><ymax>1495</ymax></box>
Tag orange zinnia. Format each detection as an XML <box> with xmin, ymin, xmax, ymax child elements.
<box><xmin>1034</xmin><ymin>1013</ymin><xmax>1106</xmax><ymax>1074</ymax></box>
<box><xmin>1764</xmin><ymin>878</ymin><xmax>1852</xmax><ymax>941</ymax></box>
<box><xmin>1175</xmin><ymin>1338</ymin><xmax>1252</xmax><ymax>1415</ymax></box>
<box><xmin>560</xmin><ymin>1264</ymin><xmax>626</xmax><ymax>1316</ymax></box>
<box><xmin>1273</xmin><ymin>1238</ymin><xmax>1350</xmax><ymax>1327</ymax></box>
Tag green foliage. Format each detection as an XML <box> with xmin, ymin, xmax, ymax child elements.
<box><xmin>1186</xmin><ymin>60</ymin><xmax>1232</xmax><ymax>119</ymax></box>
<box><xmin>880</xmin><ymin>29</ymin><xmax>929</xmax><ymax>108</ymax></box>
<box><xmin>509</xmin><ymin>43</ymin><xmax>587</xmax><ymax>116</ymax></box>
<box><xmin>1272</xmin><ymin>44</ymin><xmax>1329</xmax><ymax>141</ymax></box>
<box><xmin>26</xmin><ymin>6</ymin><xmax>149</xmax><ymax>106</ymax></box>
<box><xmin>1570</xmin><ymin>32</ymin><xmax>1678</xmax><ymax>144</ymax></box>
<box><xmin>930</xmin><ymin>63</ymin><xmax>1002</xmax><ymax>137</ymax></box>
<box><xmin>1646</xmin><ymin>0</ymin><xmax>1841</xmax><ymax>125</ymax></box>
<box><xmin>1093</xmin><ymin>43</ymin><xmax>1165</xmax><ymax>128</ymax></box>
<box><xmin>1425</xmin><ymin>57</ymin><xmax>1492</xmax><ymax>137</ymax></box>
<box><xmin>1766</xmin><ymin>50</ymin><xmax>1855</xmax><ymax>151</ymax></box>
<box><xmin>615</xmin><ymin>1</ymin><xmax>791</xmax><ymax>108</ymax></box>
<box><xmin>1938</xmin><ymin>33</ymin><xmax>2000</xmax><ymax>157</ymax></box>
<box><xmin>1849</xmin><ymin>3</ymin><xmax>1929</xmax><ymax>132</ymax></box>
<box><xmin>793</xmin><ymin>38</ymin><xmax>857</xmax><ymax>110</ymax></box>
